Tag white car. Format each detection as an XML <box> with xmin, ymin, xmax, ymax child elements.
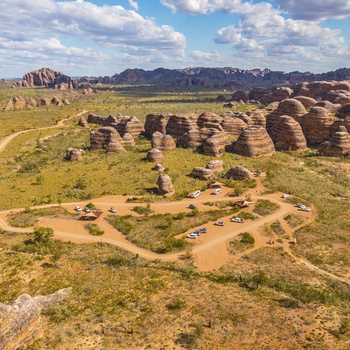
<box><xmin>300</xmin><ymin>207</ymin><xmax>310</xmax><ymax>212</ymax></box>
<box><xmin>190</xmin><ymin>190</ymin><xmax>202</xmax><ymax>198</ymax></box>
<box><xmin>75</xmin><ymin>206</ymin><xmax>82</xmax><ymax>211</ymax></box>
<box><xmin>231</xmin><ymin>217</ymin><xmax>245</xmax><ymax>223</ymax></box>
<box><xmin>212</xmin><ymin>188</ymin><xmax>221</xmax><ymax>195</ymax></box>
<box><xmin>187</xmin><ymin>233</ymin><xmax>198</xmax><ymax>239</ymax></box>
<box><xmin>215</xmin><ymin>221</ymin><xmax>225</xmax><ymax>226</ymax></box>
<box><xmin>110</xmin><ymin>207</ymin><xmax>117</xmax><ymax>213</ymax></box>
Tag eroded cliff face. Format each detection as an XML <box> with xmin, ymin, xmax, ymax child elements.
<box><xmin>0</xmin><ymin>288</ymin><xmax>71</xmax><ymax>350</ymax></box>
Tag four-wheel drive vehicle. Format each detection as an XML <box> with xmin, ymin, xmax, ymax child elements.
<box><xmin>187</xmin><ymin>233</ymin><xmax>198</xmax><ymax>239</ymax></box>
<box><xmin>83</xmin><ymin>206</ymin><xmax>91</xmax><ymax>212</ymax></box>
<box><xmin>188</xmin><ymin>204</ymin><xmax>198</xmax><ymax>209</ymax></box>
<box><xmin>75</xmin><ymin>206</ymin><xmax>82</xmax><ymax>211</ymax></box>
<box><xmin>212</xmin><ymin>188</ymin><xmax>221</xmax><ymax>195</ymax></box>
<box><xmin>110</xmin><ymin>207</ymin><xmax>117</xmax><ymax>213</ymax></box>
<box><xmin>189</xmin><ymin>190</ymin><xmax>202</xmax><ymax>198</ymax></box>
<box><xmin>231</xmin><ymin>217</ymin><xmax>245</xmax><ymax>223</ymax></box>
<box><xmin>215</xmin><ymin>221</ymin><xmax>225</xmax><ymax>226</ymax></box>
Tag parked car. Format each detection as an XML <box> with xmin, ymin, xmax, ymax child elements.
<box><xmin>299</xmin><ymin>206</ymin><xmax>310</xmax><ymax>212</ymax></box>
<box><xmin>110</xmin><ymin>207</ymin><xmax>117</xmax><ymax>213</ymax></box>
<box><xmin>83</xmin><ymin>206</ymin><xmax>91</xmax><ymax>212</ymax></box>
<box><xmin>188</xmin><ymin>204</ymin><xmax>198</xmax><ymax>209</ymax></box>
<box><xmin>190</xmin><ymin>190</ymin><xmax>202</xmax><ymax>198</ymax></box>
<box><xmin>187</xmin><ymin>233</ymin><xmax>198</xmax><ymax>239</ymax></box>
<box><xmin>215</xmin><ymin>221</ymin><xmax>225</xmax><ymax>226</ymax></box>
<box><xmin>199</xmin><ymin>228</ymin><xmax>207</xmax><ymax>233</ymax></box>
<box><xmin>231</xmin><ymin>217</ymin><xmax>245</xmax><ymax>223</ymax></box>
<box><xmin>296</xmin><ymin>203</ymin><xmax>306</xmax><ymax>208</ymax></box>
<box><xmin>212</xmin><ymin>188</ymin><xmax>221</xmax><ymax>195</ymax></box>
<box><xmin>75</xmin><ymin>206</ymin><xmax>82</xmax><ymax>211</ymax></box>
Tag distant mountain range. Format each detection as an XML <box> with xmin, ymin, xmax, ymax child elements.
<box><xmin>12</xmin><ymin>66</ymin><xmax>350</xmax><ymax>90</ymax></box>
<box><xmin>79</xmin><ymin>67</ymin><xmax>350</xmax><ymax>89</ymax></box>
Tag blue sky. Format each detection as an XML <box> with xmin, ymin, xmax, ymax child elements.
<box><xmin>0</xmin><ymin>0</ymin><xmax>349</xmax><ymax>78</ymax></box>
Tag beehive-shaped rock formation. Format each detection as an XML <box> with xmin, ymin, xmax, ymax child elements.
<box><xmin>206</xmin><ymin>160</ymin><xmax>224</xmax><ymax>173</ymax></box>
<box><xmin>336</xmin><ymin>103</ymin><xmax>350</xmax><ymax>119</ymax></box>
<box><xmin>203</xmin><ymin>130</ymin><xmax>228</xmax><ymax>157</ymax></box>
<box><xmin>165</xmin><ymin>114</ymin><xmax>198</xmax><ymax>138</ymax></box>
<box><xmin>220</xmin><ymin>116</ymin><xmax>248</xmax><ymax>140</ymax></box>
<box><xmin>268</xmin><ymin>115</ymin><xmax>307</xmax><ymax>151</ymax></box>
<box><xmin>293</xmin><ymin>96</ymin><xmax>317</xmax><ymax>109</ymax></box>
<box><xmin>144</xmin><ymin>113</ymin><xmax>171</xmax><ymax>136</ymax></box>
<box><xmin>152</xmin><ymin>132</ymin><xmax>176</xmax><ymax>151</ymax></box>
<box><xmin>197</xmin><ymin>112</ymin><xmax>223</xmax><ymax>128</ymax></box>
<box><xmin>65</xmin><ymin>148</ymin><xmax>83</xmax><ymax>161</ymax></box>
<box><xmin>225</xmin><ymin>166</ymin><xmax>254</xmax><ymax>180</ymax></box>
<box><xmin>314</xmin><ymin>101</ymin><xmax>339</xmax><ymax>114</ymax></box>
<box><xmin>0</xmin><ymin>288</ymin><xmax>71</xmax><ymax>350</ymax></box>
<box><xmin>273</xmin><ymin>99</ymin><xmax>307</xmax><ymax>120</ymax></box>
<box><xmin>147</xmin><ymin>148</ymin><xmax>164</xmax><ymax>162</ymax></box>
<box><xmin>153</xmin><ymin>163</ymin><xmax>165</xmax><ymax>172</ymax></box>
<box><xmin>299</xmin><ymin>107</ymin><xmax>337</xmax><ymax>145</ymax></box>
<box><xmin>90</xmin><ymin>127</ymin><xmax>126</xmax><ymax>152</ymax></box>
<box><xmin>231</xmin><ymin>126</ymin><xmax>275</xmax><ymax>157</ymax></box>
<box><xmin>324</xmin><ymin>90</ymin><xmax>350</xmax><ymax>105</ymax></box>
<box><xmin>190</xmin><ymin>167</ymin><xmax>214</xmax><ymax>180</ymax></box>
<box><xmin>319</xmin><ymin>126</ymin><xmax>350</xmax><ymax>157</ymax></box>
<box><xmin>156</xmin><ymin>174</ymin><xmax>175</xmax><ymax>196</ymax></box>
<box><xmin>114</xmin><ymin>115</ymin><xmax>144</xmax><ymax>138</ymax></box>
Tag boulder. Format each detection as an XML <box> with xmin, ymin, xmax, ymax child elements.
<box><xmin>106</xmin><ymin>140</ymin><xmax>126</xmax><ymax>153</ymax></box>
<box><xmin>0</xmin><ymin>288</ymin><xmax>71</xmax><ymax>350</ymax></box>
<box><xmin>147</xmin><ymin>148</ymin><xmax>164</xmax><ymax>162</ymax></box>
<box><xmin>190</xmin><ymin>167</ymin><xmax>214</xmax><ymax>180</ymax></box>
<box><xmin>216</xmin><ymin>94</ymin><xmax>227</xmax><ymax>102</ymax></box>
<box><xmin>319</xmin><ymin>126</ymin><xmax>350</xmax><ymax>157</ymax></box>
<box><xmin>121</xmin><ymin>133</ymin><xmax>135</xmax><ymax>147</ymax></box>
<box><xmin>231</xmin><ymin>126</ymin><xmax>275</xmax><ymax>157</ymax></box>
<box><xmin>153</xmin><ymin>163</ymin><xmax>165</xmax><ymax>172</ymax></box>
<box><xmin>206</xmin><ymin>160</ymin><xmax>224</xmax><ymax>173</ymax></box>
<box><xmin>156</xmin><ymin>174</ymin><xmax>175</xmax><ymax>196</ymax></box>
<box><xmin>78</xmin><ymin>116</ymin><xmax>89</xmax><ymax>128</ymax></box>
<box><xmin>65</xmin><ymin>148</ymin><xmax>83</xmax><ymax>161</ymax></box>
<box><xmin>225</xmin><ymin>166</ymin><xmax>254</xmax><ymax>180</ymax></box>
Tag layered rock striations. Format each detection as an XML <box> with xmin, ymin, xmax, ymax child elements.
<box><xmin>156</xmin><ymin>174</ymin><xmax>175</xmax><ymax>196</ymax></box>
<box><xmin>319</xmin><ymin>126</ymin><xmax>350</xmax><ymax>157</ymax></box>
<box><xmin>151</xmin><ymin>132</ymin><xmax>176</xmax><ymax>151</ymax></box>
<box><xmin>90</xmin><ymin>127</ymin><xmax>127</xmax><ymax>153</ymax></box>
<box><xmin>190</xmin><ymin>167</ymin><xmax>214</xmax><ymax>180</ymax></box>
<box><xmin>5</xmin><ymin>96</ymin><xmax>69</xmax><ymax>110</ymax></box>
<box><xmin>0</xmin><ymin>288</ymin><xmax>71</xmax><ymax>350</ymax></box>
<box><xmin>225</xmin><ymin>166</ymin><xmax>254</xmax><ymax>180</ymax></box>
<box><xmin>231</xmin><ymin>126</ymin><xmax>275</xmax><ymax>157</ymax></box>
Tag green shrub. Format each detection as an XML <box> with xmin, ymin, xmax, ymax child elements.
<box><xmin>253</xmin><ymin>199</ymin><xmax>280</xmax><ymax>216</ymax></box>
<box><xmin>85</xmin><ymin>223</ymin><xmax>104</xmax><ymax>236</ymax></box>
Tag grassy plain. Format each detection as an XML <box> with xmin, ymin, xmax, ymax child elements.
<box><xmin>1</xmin><ymin>83</ymin><xmax>350</xmax><ymax>349</ymax></box>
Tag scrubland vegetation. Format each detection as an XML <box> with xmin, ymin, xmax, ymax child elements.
<box><xmin>1</xmin><ymin>83</ymin><xmax>350</xmax><ymax>349</ymax></box>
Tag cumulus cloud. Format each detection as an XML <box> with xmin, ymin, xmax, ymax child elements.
<box><xmin>160</xmin><ymin>0</ymin><xmax>241</xmax><ymax>15</ymax></box>
<box><xmin>214</xmin><ymin>1</ymin><xmax>348</xmax><ymax>65</ymax></box>
<box><xmin>0</xmin><ymin>0</ymin><xmax>186</xmax><ymax>76</ymax></box>
<box><xmin>275</xmin><ymin>0</ymin><xmax>350</xmax><ymax>20</ymax></box>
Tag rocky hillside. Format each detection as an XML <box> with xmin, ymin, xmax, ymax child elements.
<box><xmin>80</xmin><ymin>67</ymin><xmax>350</xmax><ymax>89</ymax></box>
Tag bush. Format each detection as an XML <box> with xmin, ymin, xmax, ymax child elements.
<box><xmin>253</xmin><ymin>199</ymin><xmax>280</xmax><ymax>216</ymax></box>
<box><xmin>85</xmin><ymin>223</ymin><xmax>104</xmax><ymax>236</ymax></box>
<box><xmin>240</xmin><ymin>232</ymin><xmax>255</xmax><ymax>244</ymax></box>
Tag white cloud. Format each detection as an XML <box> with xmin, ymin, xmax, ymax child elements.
<box><xmin>128</xmin><ymin>0</ymin><xmax>139</xmax><ymax>11</ymax></box>
<box><xmin>275</xmin><ymin>0</ymin><xmax>350</xmax><ymax>20</ymax></box>
<box><xmin>160</xmin><ymin>0</ymin><xmax>241</xmax><ymax>15</ymax></box>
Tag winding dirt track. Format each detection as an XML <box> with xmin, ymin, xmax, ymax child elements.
<box><xmin>1</xmin><ymin>111</ymin><xmax>349</xmax><ymax>282</ymax></box>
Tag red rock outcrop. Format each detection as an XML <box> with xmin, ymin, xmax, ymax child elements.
<box><xmin>203</xmin><ymin>130</ymin><xmax>228</xmax><ymax>157</ymax></box>
<box><xmin>156</xmin><ymin>174</ymin><xmax>175</xmax><ymax>196</ymax></box>
<box><xmin>220</xmin><ymin>116</ymin><xmax>248</xmax><ymax>140</ymax></box>
<box><xmin>90</xmin><ymin>127</ymin><xmax>126</xmax><ymax>153</ymax></box>
<box><xmin>231</xmin><ymin>90</ymin><xmax>249</xmax><ymax>102</ymax></box>
<box><xmin>147</xmin><ymin>148</ymin><xmax>164</xmax><ymax>162</ymax></box>
<box><xmin>231</xmin><ymin>126</ymin><xmax>275</xmax><ymax>157</ymax></box>
<box><xmin>14</xmin><ymin>68</ymin><xmax>78</xmax><ymax>89</ymax></box>
<box><xmin>0</xmin><ymin>288</ymin><xmax>71</xmax><ymax>350</ymax></box>
<box><xmin>225</xmin><ymin>166</ymin><xmax>254</xmax><ymax>180</ymax></box>
<box><xmin>114</xmin><ymin>115</ymin><xmax>144</xmax><ymax>138</ymax></box>
<box><xmin>268</xmin><ymin>115</ymin><xmax>307</xmax><ymax>151</ymax></box>
<box><xmin>165</xmin><ymin>114</ymin><xmax>198</xmax><ymax>138</ymax></box>
<box><xmin>190</xmin><ymin>167</ymin><xmax>214</xmax><ymax>180</ymax></box>
<box><xmin>144</xmin><ymin>113</ymin><xmax>171</xmax><ymax>136</ymax></box>
<box><xmin>197</xmin><ymin>112</ymin><xmax>223</xmax><ymax>128</ymax></box>
<box><xmin>151</xmin><ymin>132</ymin><xmax>176</xmax><ymax>151</ymax></box>
<box><xmin>299</xmin><ymin>107</ymin><xmax>338</xmax><ymax>144</ymax></box>
<box><xmin>319</xmin><ymin>126</ymin><xmax>350</xmax><ymax>157</ymax></box>
<box><xmin>314</xmin><ymin>101</ymin><xmax>339</xmax><ymax>114</ymax></box>
<box><xmin>65</xmin><ymin>148</ymin><xmax>83</xmax><ymax>161</ymax></box>
<box><xmin>206</xmin><ymin>160</ymin><xmax>224</xmax><ymax>173</ymax></box>
<box><xmin>336</xmin><ymin>103</ymin><xmax>350</xmax><ymax>119</ymax></box>
<box><xmin>293</xmin><ymin>96</ymin><xmax>317</xmax><ymax>109</ymax></box>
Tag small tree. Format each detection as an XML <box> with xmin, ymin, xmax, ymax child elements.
<box><xmin>33</xmin><ymin>227</ymin><xmax>54</xmax><ymax>243</ymax></box>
